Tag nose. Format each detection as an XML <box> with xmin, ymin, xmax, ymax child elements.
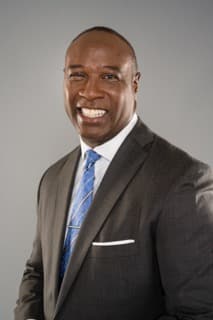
<box><xmin>78</xmin><ymin>78</ymin><xmax>104</xmax><ymax>100</ymax></box>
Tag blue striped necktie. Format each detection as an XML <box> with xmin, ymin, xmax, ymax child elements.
<box><xmin>59</xmin><ymin>149</ymin><xmax>101</xmax><ymax>280</ymax></box>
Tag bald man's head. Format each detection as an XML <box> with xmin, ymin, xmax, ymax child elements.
<box><xmin>66</xmin><ymin>26</ymin><xmax>139</xmax><ymax>73</ymax></box>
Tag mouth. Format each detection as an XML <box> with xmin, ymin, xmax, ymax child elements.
<box><xmin>77</xmin><ymin>107</ymin><xmax>107</xmax><ymax>119</ymax></box>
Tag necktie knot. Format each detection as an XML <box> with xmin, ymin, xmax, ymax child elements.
<box><xmin>85</xmin><ymin>149</ymin><xmax>101</xmax><ymax>170</ymax></box>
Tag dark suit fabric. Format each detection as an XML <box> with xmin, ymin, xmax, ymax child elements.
<box><xmin>15</xmin><ymin>119</ymin><xmax>213</xmax><ymax>320</ymax></box>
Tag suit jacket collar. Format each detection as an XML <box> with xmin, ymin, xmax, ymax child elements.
<box><xmin>54</xmin><ymin>118</ymin><xmax>154</xmax><ymax>317</ymax></box>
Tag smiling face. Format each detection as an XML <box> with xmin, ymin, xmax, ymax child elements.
<box><xmin>64</xmin><ymin>31</ymin><xmax>140</xmax><ymax>147</ymax></box>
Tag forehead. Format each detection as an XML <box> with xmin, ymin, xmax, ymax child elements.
<box><xmin>65</xmin><ymin>31</ymin><xmax>133</xmax><ymax>69</ymax></box>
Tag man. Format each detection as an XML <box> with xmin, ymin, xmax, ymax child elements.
<box><xmin>15</xmin><ymin>26</ymin><xmax>213</xmax><ymax>320</ymax></box>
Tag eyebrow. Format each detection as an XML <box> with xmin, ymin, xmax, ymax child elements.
<box><xmin>65</xmin><ymin>64</ymin><xmax>121</xmax><ymax>72</ymax></box>
<box><xmin>102</xmin><ymin>65</ymin><xmax>121</xmax><ymax>72</ymax></box>
<box><xmin>66</xmin><ymin>64</ymin><xmax>84</xmax><ymax>69</ymax></box>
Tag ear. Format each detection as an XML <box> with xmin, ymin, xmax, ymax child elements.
<box><xmin>133</xmin><ymin>72</ymin><xmax>141</xmax><ymax>93</ymax></box>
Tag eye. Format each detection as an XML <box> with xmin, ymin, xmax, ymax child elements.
<box><xmin>66</xmin><ymin>71</ymin><xmax>86</xmax><ymax>81</ymax></box>
<box><xmin>102</xmin><ymin>73</ymin><xmax>119</xmax><ymax>81</ymax></box>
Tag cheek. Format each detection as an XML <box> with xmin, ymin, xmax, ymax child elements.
<box><xmin>64</xmin><ymin>86</ymin><xmax>77</xmax><ymax>110</ymax></box>
<box><xmin>108</xmin><ymin>89</ymin><xmax>124</xmax><ymax>106</ymax></box>
<box><xmin>64</xmin><ymin>85</ymin><xmax>71</xmax><ymax>103</ymax></box>
<box><xmin>119</xmin><ymin>90</ymin><xmax>135</xmax><ymax>111</ymax></box>
<box><xmin>111</xmin><ymin>91</ymin><xmax>130</xmax><ymax>112</ymax></box>
<box><xmin>64</xmin><ymin>87</ymin><xmax>75</xmax><ymax>118</ymax></box>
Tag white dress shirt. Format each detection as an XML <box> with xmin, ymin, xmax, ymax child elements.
<box><xmin>65</xmin><ymin>113</ymin><xmax>138</xmax><ymax>229</ymax></box>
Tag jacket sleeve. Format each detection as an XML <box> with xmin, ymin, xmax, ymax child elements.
<box><xmin>14</xmin><ymin>174</ymin><xmax>46</xmax><ymax>320</ymax></box>
<box><xmin>156</xmin><ymin>163</ymin><xmax>213</xmax><ymax>319</ymax></box>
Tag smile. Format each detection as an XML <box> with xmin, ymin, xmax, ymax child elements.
<box><xmin>79</xmin><ymin>107</ymin><xmax>107</xmax><ymax>118</ymax></box>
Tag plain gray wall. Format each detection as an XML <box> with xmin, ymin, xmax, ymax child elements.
<box><xmin>1</xmin><ymin>0</ymin><xmax>213</xmax><ymax>318</ymax></box>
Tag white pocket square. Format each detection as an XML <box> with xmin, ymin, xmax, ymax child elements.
<box><xmin>92</xmin><ymin>239</ymin><xmax>135</xmax><ymax>246</ymax></box>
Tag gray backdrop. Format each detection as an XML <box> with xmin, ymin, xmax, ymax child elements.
<box><xmin>1</xmin><ymin>0</ymin><xmax>213</xmax><ymax>318</ymax></box>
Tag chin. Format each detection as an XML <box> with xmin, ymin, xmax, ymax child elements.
<box><xmin>81</xmin><ymin>135</ymin><xmax>104</xmax><ymax>147</ymax></box>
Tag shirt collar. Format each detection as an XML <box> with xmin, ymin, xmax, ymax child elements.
<box><xmin>80</xmin><ymin>113</ymin><xmax>138</xmax><ymax>161</ymax></box>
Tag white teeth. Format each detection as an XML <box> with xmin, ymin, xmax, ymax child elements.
<box><xmin>81</xmin><ymin>108</ymin><xmax>106</xmax><ymax>118</ymax></box>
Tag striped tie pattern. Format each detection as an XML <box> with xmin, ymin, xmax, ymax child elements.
<box><xmin>59</xmin><ymin>149</ymin><xmax>101</xmax><ymax>280</ymax></box>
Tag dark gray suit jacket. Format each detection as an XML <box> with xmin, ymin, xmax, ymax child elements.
<box><xmin>15</xmin><ymin>119</ymin><xmax>213</xmax><ymax>319</ymax></box>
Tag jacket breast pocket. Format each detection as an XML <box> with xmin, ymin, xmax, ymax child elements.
<box><xmin>86</xmin><ymin>200</ymin><xmax>141</xmax><ymax>258</ymax></box>
<box><xmin>87</xmin><ymin>239</ymin><xmax>139</xmax><ymax>258</ymax></box>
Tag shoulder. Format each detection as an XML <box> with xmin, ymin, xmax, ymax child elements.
<box><xmin>150</xmin><ymin>132</ymin><xmax>213</xmax><ymax>199</ymax></box>
<box><xmin>135</xmin><ymin>120</ymin><xmax>212</xmax><ymax>191</ymax></box>
<box><xmin>146</xmin><ymin>125</ymin><xmax>210</xmax><ymax>173</ymax></box>
<box><xmin>37</xmin><ymin>146</ymin><xmax>80</xmax><ymax>202</ymax></box>
<box><xmin>134</xmin><ymin>118</ymin><xmax>202</xmax><ymax>169</ymax></box>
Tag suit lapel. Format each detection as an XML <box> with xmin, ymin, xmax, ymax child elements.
<box><xmin>49</xmin><ymin>147</ymin><xmax>81</xmax><ymax>307</ymax></box>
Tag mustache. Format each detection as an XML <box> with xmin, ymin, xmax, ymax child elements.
<box><xmin>75</xmin><ymin>98</ymin><xmax>106</xmax><ymax>109</ymax></box>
